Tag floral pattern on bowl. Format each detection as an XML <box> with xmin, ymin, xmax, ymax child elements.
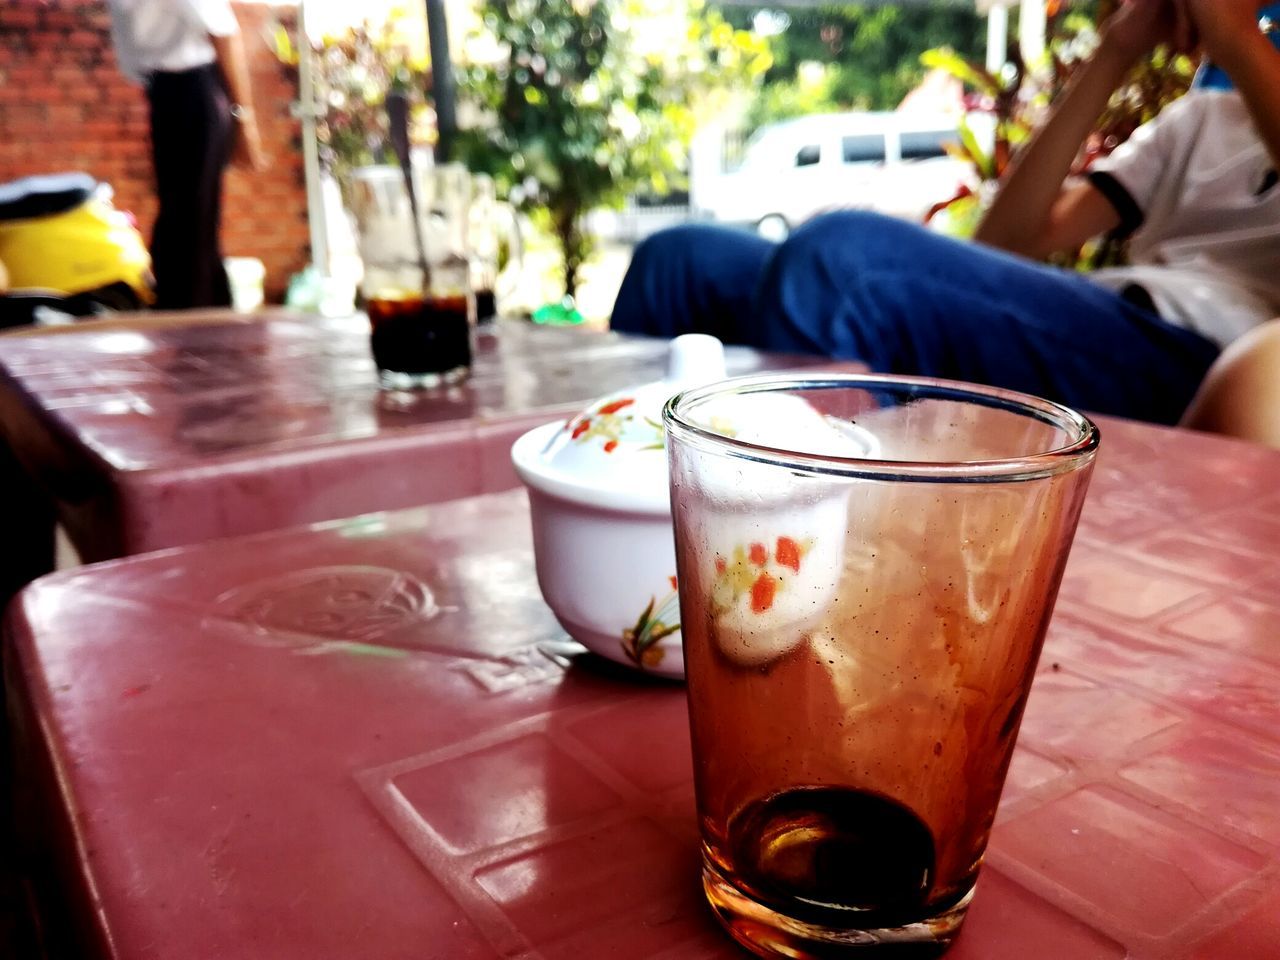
<box><xmin>564</xmin><ymin>396</ymin><xmax>665</xmax><ymax>454</ymax></box>
<box><xmin>512</xmin><ymin>334</ymin><xmax>731</xmax><ymax>680</ymax></box>
<box><xmin>621</xmin><ymin>576</ymin><xmax>680</xmax><ymax>669</ymax></box>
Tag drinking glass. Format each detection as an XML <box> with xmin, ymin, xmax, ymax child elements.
<box><xmin>664</xmin><ymin>374</ymin><xmax>1099</xmax><ymax>957</ymax></box>
<box><xmin>469</xmin><ymin>173</ymin><xmax>499</xmax><ymax>323</ymax></box>
<box><xmin>349</xmin><ymin>162</ymin><xmax>474</xmax><ymax>388</ymax></box>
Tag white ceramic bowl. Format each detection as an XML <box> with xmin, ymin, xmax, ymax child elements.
<box><xmin>511</xmin><ymin>337</ymin><xmax>885</xmax><ymax>679</ymax></box>
<box><xmin>510</xmin><ymin>336</ymin><xmax>727</xmax><ymax>678</ymax></box>
<box><xmin>513</xmin><ymin>420</ymin><xmax>684</xmax><ymax>676</ymax></box>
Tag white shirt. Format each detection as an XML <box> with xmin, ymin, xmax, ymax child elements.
<box><xmin>1086</xmin><ymin>90</ymin><xmax>1280</xmax><ymax>348</ymax></box>
<box><xmin>108</xmin><ymin>0</ymin><xmax>239</xmax><ymax>84</ymax></box>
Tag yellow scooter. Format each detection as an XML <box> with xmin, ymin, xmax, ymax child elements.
<box><xmin>0</xmin><ymin>173</ymin><xmax>153</xmax><ymax>329</ymax></box>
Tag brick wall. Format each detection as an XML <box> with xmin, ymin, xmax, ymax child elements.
<box><xmin>0</xmin><ymin>0</ymin><xmax>309</xmax><ymax>302</ymax></box>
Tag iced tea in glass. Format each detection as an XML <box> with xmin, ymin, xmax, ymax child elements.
<box><xmin>349</xmin><ymin>163</ymin><xmax>474</xmax><ymax>388</ymax></box>
<box><xmin>664</xmin><ymin>375</ymin><xmax>1098</xmax><ymax>956</ymax></box>
<box><xmin>366</xmin><ymin>291</ymin><xmax>471</xmax><ymax>384</ymax></box>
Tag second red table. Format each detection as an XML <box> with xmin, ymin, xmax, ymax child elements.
<box><xmin>0</xmin><ymin>312</ymin><xmax>847</xmax><ymax>594</ymax></box>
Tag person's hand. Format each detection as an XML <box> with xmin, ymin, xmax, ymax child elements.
<box><xmin>1099</xmin><ymin>0</ymin><xmax>1193</xmax><ymax>63</ymax></box>
<box><xmin>230</xmin><ymin>112</ymin><xmax>268</xmax><ymax>172</ymax></box>
<box><xmin>1178</xmin><ymin>0</ymin><xmax>1268</xmax><ymax>64</ymax></box>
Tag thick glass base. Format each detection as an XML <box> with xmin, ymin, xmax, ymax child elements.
<box><xmin>702</xmin><ymin>856</ymin><xmax>973</xmax><ymax>958</ymax></box>
<box><xmin>377</xmin><ymin>365</ymin><xmax>469</xmax><ymax>390</ymax></box>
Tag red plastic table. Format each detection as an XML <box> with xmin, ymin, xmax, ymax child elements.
<box><xmin>7</xmin><ymin>416</ymin><xmax>1280</xmax><ymax>959</ymax></box>
<box><xmin>0</xmin><ymin>311</ymin><xmax>842</xmax><ymax>597</ymax></box>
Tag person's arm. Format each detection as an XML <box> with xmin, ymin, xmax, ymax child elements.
<box><xmin>1180</xmin><ymin>318</ymin><xmax>1280</xmax><ymax>448</ymax></box>
<box><xmin>1184</xmin><ymin>0</ymin><xmax>1280</xmax><ymax>167</ymax></box>
<box><xmin>211</xmin><ymin>29</ymin><xmax>267</xmax><ymax>171</ymax></box>
<box><xmin>974</xmin><ymin>0</ymin><xmax>1183</xmax><ymax>259</ymax></box>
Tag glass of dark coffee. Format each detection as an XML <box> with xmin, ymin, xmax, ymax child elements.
<box><xmin>468</xmin><ymin>173</ymin><xmax>499</xmax><ymax>324</ymax></box>
<box><xmin>350</xmin><ymin>163</ymin><xmax>474</xmax><ymax>388</ymax></box>
<box><xmin>664</xmin><ymin>374</ymin><xmax>1099</xmax><ymax>957</ymax></box>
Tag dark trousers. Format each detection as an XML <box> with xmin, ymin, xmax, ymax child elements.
<box><xmin>611</xmin><ymin>212</ymin><xmax>1221</xmax><ymax>425</ymax></box>
<box><xmin>146</xmin><ymin>64</ymin><xmax>233</xmax><ymax>310</ymax></box>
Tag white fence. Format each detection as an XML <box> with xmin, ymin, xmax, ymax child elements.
<box><xmin>586</xmin><ymin>199</ymin><xmax>693</xmax><ymax>245</ymax></box>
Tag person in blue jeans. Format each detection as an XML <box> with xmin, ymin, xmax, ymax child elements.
<box><xmin>611</xmin><ymin>0</ymin><xmax>1280</xmax><ymax>425</ymax></box>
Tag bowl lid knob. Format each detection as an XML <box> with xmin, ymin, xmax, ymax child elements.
<box><xmin>666</xmin><ymin>334</ymin><xmax>726</xmax><ymax>388</ymax></box>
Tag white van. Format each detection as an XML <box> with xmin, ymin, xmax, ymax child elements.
<box><xmin>694</xmin><ymin>112</ymin><xmax>983</xmax><ymax>239</ymax></box>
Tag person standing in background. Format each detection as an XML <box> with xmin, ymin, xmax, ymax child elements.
<box><xmin>107</xmin><ymin>0</ymin><xmax>267</xmax><ymax>309</ymax></box>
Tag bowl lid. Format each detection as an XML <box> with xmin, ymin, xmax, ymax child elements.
<box><xmin>512</xmin><ymin>334</ymin><xmax>726</xmax><ymax>514</ymax></box>
<box><xmin>512</xmin><ymin>335</ymin><xmax>881</xmax><ymax>514</ymax></box>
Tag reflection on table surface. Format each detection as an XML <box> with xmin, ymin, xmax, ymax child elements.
<box><xmin>0</xmin><ymin>313</ymin><xmax>832</xmax><ymax>470</ymax></box>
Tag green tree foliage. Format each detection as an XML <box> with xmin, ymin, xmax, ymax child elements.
<box><xmin>457</xmin><ymin>0</ymin><xmax>769</xmax><ymax>299</ymax></box>
<box><xmin>718</xmin><ymin>3</ymin><xmax>986</xmax><ymax>130</ymax></box>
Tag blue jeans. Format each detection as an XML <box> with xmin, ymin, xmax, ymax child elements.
<box><xmin>611</xmin><ymin>212</ymin><xmax>1220</xmax><ymax>424</ymax></box>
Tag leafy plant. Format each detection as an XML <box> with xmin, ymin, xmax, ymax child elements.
<box><xmin>275</xmin><ymin>8</ymin><xmax>434</xmax><ymax>191</ymax></box>
<box><xmin>456</xmin><ymin>0</ymin><xmax>770</xmax><ymax>300</ymax></box>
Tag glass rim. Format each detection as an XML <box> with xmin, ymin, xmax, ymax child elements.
<box><xmin>663</xmin><ymin>373</ymin><xmax>1100</xmax><ymax>483</ymax></box>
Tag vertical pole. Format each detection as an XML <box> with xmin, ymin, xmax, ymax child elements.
<box><xmin>1019</xmin><ymin>0</ymin><xmax>1047</xmax><ymax>67</ymax></box>
<box><xmin>296</xmin><ymin>0</ymin><xmax>329</xmax><ymax>276</ymax></box>
<box><xmin>424</xmin><ymin>0</ymin><xmax>458</xmax><ymax>163</ymax></box>
<box><xmin>986</xmin><ymin>2</ymin><xmax>1008</xmax><ymax>75</ymax></box>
